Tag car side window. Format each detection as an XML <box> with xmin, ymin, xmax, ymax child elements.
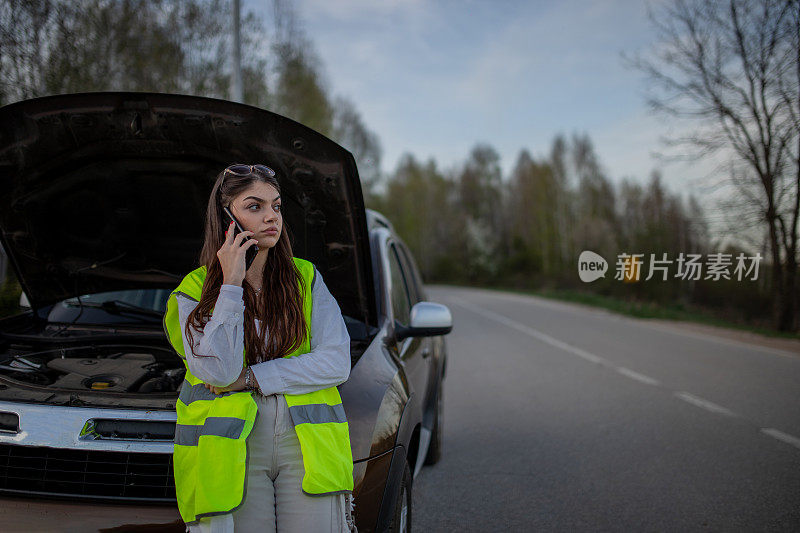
<box><xmin>388</xmin><ymin>243</ymin><xmax>412</xmax><ymax>325</ymax></box>
<box><xmin>397</xmin><ymin>243</ymin><xmax>424</xmax><ymax>304</ymax></box>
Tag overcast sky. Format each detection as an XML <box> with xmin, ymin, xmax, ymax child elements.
<box><xmin>245</xmin><ymin>0</ymin><xmax>716</xmax><ymax>195</ymax></box>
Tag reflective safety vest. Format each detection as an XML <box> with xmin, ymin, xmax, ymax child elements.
<box><xmin>162</xmin><ymin>257</ymin><xmax>354</xmax><ymax>525</ymax></box>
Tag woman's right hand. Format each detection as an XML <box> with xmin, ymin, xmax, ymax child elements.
<box><xmin>218</xmin><ymin>221</ymin><xmax>259</xmax><ymax>286</ymax></box>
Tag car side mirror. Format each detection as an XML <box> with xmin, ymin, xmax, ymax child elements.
<box><xmin>395</xmin><ymin>302</ymin><xmax>453</xmax><ymax>341</ymax></box>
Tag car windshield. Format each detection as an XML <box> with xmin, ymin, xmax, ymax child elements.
<box><xmin>61</xmin><ymin>289</ymin><xmax>171</xmax><ymax>313</ymax></box>
<box><xmin>48</xmin><ymin>289</ymin><xmax>172</xmax><ymax>325</ymax></box>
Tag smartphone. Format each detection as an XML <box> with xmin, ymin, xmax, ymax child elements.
<box><xmin>222</xmin><ymin>206</ymin><xmax>258</xmax><ymax>271</ymax></box>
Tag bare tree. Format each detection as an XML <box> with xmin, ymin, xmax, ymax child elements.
<box><xmin>630</xmin><ymin>0</ymin><xmax>800</xmax><ymax>331</ymax></box>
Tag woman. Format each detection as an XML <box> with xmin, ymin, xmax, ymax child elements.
<box><xmin>164</xmin><ymin>163</ymin><xmax>356</xmax><ymax>533</ymax></box>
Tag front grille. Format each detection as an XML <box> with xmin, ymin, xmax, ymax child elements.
<box><xmin>0</xmin><ymin>444</ymin><xmax>175</xmax><ymax>502</ymax></box>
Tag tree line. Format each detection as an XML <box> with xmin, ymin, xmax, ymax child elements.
<box><xmin>369</xmin><ymin>135</ymin><xmax>772</xmax><ymax>328</ymax></box>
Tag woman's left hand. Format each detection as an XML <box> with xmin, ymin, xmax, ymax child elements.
<box><xmin>205</xmin><ymin>367</ymin><xmax>247</xmax><ymax>395</ymax></box>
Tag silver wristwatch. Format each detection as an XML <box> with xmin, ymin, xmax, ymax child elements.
<box><xmin>244</xmin><ymin>366</ymin><xmax>256</xmax><ymax>392</ymax></box>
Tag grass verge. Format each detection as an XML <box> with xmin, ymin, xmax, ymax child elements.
<box><xmin>469</xmin><ymin>284</ymin><xmax>800</xmax><ymax>341</ymax></box>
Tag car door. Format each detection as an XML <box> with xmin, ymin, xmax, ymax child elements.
<box><xmin>386</xmin><ymin>241</ymin><xmax>430</xmax><ymax>410</ymax></box>
<box><xmin>395</xmin><ymin>242</ymin><xmax>436</xmax><ymax>406</ymax></box>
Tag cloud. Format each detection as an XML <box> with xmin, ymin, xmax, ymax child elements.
<box><xmin>253</xmin><ymin>0</ymin><xmax>720</xmax><ymax>200</ymax></box>
<box><xmin>449</xmin><ymin>0</ymin><xmax>650</xmax><ymax>106</ymax></box>
<box><xmin>297</xmin><ymin>0</ymin><xmax>429</xmax><ymax>25</ymax></box>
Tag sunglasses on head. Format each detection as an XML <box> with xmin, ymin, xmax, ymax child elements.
<box><xmin>223</xmin><ymin>163</ymin><xmax>276</xmax><ymax>177</ymax></box>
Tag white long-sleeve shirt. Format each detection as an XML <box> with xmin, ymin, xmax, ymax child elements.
<box><xmin>174</xmin><ymin>266</ymin><xmax>351</xmax><ymax>395</ymax></box>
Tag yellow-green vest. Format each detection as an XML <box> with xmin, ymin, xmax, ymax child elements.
<box><xmin>162</xmin><ymin>257</ymin><xmax>354</xmax><ymax>525</ymax></box>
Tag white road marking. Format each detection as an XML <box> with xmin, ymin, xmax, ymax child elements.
<box><xmin>761</xmin><ymin>428</ymin><xmax>800</xmax><ymax>450</ymax></box>
<box><xmin>616</xmin><ymin>367</ymin><xmax>660</xmax><ymax>386</ymax></box>
<box><xmin>448</xmin><ymin>296</ymin><xmax>608</xmax><ymax>365</ymax></box>
<box><xmin>445</xmin><ymin>291</ymin><xmax>799</xmax><ymax>452</ymax></box>
<box><xmin>674</xmin><ymin>392</ymin><xmax>737</xmax><ymax>417</ymax></box>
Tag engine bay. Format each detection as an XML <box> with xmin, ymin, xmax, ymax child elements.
<box><xmin>0</xmin><ymin>344</ymin><xmax>185</xmax><ymax>394</ymax></box>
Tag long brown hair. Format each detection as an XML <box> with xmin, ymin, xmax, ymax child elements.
<box><xmin>184</xmin><ymin>165</ymin><xmax>308</xmax><ymax>365</ymax></box>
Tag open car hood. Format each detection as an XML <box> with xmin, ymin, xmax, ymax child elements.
<box><xmin>0</xmin><ymin>92</ymin><xmax>375</xmax><ymax>327</ymax></box>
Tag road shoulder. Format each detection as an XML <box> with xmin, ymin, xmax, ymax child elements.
<box><xmin>639</xmin><ymin>318</ymin><xmax>800</xmax><ymax>357</ymax></box>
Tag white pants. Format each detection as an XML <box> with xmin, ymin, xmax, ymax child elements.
<box><xmin>187</xmin><ymin>394</ymin><xmax>356</xmax><ymax>533</ymax></box>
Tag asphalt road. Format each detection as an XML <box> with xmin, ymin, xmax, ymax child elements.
<box><xmin>412</xmin><ymin>285</ymin><xmax>800</xmax><ymax>532</ymax></box>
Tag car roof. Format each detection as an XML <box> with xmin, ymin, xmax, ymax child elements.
<box><xmin>366</xmin><ymin>208</ymin><xmax>396</xmax><ymax>234</ymax></box>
